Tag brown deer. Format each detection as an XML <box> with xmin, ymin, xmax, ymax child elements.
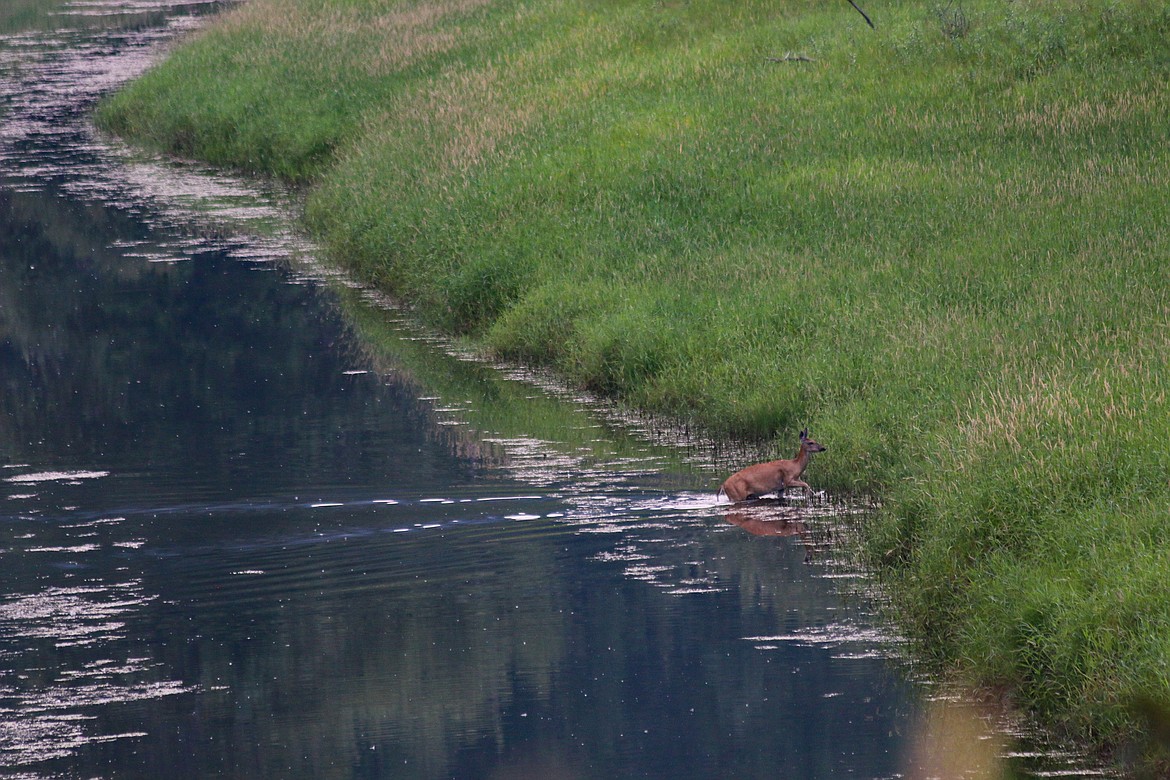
<box><xmin>718</xmin><ymin>429</ymin><xmax>826</xmax><ymax>502</ymax></box>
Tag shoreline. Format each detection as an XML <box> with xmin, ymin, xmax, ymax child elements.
<box><xmin>96</xmin><ymin>0</ymin><xmax>1170</xmax><ymax>770</ymax></box>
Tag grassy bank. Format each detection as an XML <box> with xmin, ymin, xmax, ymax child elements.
<box><xmin>98</xmin><ymin>0</ymin><xmax>1170</xmax><ymax>765</ymax></box>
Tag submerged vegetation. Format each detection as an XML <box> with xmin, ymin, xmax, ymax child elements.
<box><xmin>98</xmin><ymin>0</ymin><xmax>1170</xmax><ymax>766</ymax></box>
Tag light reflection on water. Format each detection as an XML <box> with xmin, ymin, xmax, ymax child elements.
<box><xmin>0</xmin><ymin>2</ymin><xmax>1116</xmax><ymax>778</ymax></box>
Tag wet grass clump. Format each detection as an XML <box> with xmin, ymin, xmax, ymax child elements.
<box><xmin>98</xmin><ymin>0</ymin><xmax>1170</xmax><ymax>765</ymax></box>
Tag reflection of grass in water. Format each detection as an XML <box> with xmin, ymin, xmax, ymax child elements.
<box><xmin>0</xmin><ymin>0</ymin><xmax>82</xmax><ymax>34</ymax></box>
<box><xmin>107</xmin><ymin>144</ymin><xmax>303</xmax><ymax>243</ymax></box>
<box><xmin>0</xmin><ymin>0</ymin><xmax>216</xmax><ymax>39</ymax></box>
<box><xmin>338</xmin><ymin>284</ymin><xmax>711</xmax><ymax>491</ymax></box>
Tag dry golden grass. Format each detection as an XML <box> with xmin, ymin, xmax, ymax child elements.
<box><xmin>1007</xmin><ymin>89</ymin><xmax>1166</xmax><ymax>136</ymax></box>
<box><xmin>214</xmin><ymin>0</ymin><xmax>496</xmax><ymax>75</ymax></box>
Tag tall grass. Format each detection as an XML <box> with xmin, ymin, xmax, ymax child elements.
<box><xmin>98</xmin><ymin>0</ymin><xmax>1170</xmax><ymax>763</ymax></box>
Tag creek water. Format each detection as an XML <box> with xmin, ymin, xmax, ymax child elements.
<box><xmin>0</xmin><ymin>2</ymin><xmax>1112</xmax><ymax>778</ymax></box>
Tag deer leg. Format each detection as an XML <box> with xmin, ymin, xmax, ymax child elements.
<box><xmin>787</xmin><ymin>479</ymin><xmax>813</xmax><ymax>502</ymax></box>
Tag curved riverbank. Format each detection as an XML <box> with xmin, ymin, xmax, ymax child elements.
<box><xmin>97</xmin><ymin>0</ymin><xmax>1170</xmax><ymax>767</ymax></box>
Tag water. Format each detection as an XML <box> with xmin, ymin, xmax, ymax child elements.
<box><xmin>0</xmin><ymin>2</ymin><xmax>1112</xmax><ymax>778</ymax></box>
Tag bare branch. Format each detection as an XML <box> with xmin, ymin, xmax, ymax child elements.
<box><xmin>848</xmin><ymin>0</ymin><xmax>875</xmax><ymax>29</ymax></box>
<box><xmin>765</xmin><ymin>53</ymin><xmax>815</xmax><ymax>63</ymax></box>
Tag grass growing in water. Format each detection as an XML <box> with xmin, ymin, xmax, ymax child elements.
<box><xmin>98</xmin><ymin>0</ymin><xmax>1170</xmax><ymax>765</ymax></box>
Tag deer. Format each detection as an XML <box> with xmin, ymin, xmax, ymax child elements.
<box><xmin>717</xmin><ymin>429</ymin><xmax>827</xmax><ymax>503</ymax></box>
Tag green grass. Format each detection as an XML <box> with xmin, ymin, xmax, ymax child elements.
<box><xmin>98</xmin><ymin>0</ymin><xmax>1170</xmax><ymax>766</ymax></box>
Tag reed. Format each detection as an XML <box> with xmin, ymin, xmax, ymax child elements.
<box><xmin>98</xmin><ymin>0</ymin><xmax>1170</xmax><ymax>764</ymax></box>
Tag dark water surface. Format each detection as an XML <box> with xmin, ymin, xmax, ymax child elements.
<box><xmin>0</xmin><ymin>3</ymin><xmax>1111</xmax><ymax>778</ymax></box>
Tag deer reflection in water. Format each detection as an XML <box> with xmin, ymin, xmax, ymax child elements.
<box><xmin>723</xmin><ymin>501</ymin><xmax>817</xmax><ymax>562</ymax></box>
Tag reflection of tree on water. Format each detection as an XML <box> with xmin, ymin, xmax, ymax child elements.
<box><xmin>128</xmin><ymin>521</ymin><xmax>574</xmax><ymax>779</ymax></box>
<box><xmin>0</xmin><ymin>178</ymin><xmax>577</xmax><ymax>775</ymax></box>
<box><xmin>0</xmin><ymin>183</ymin><xmax>477</xmax><ymax>499</ymax></box>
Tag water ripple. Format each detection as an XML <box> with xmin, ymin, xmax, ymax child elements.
<box><xmin>0</xmin><ymin>575</ymin><xmax>195</xmax><ymax>767</ymax></box>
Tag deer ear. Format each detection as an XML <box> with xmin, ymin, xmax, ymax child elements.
<box><xmin>800</xmin><ymin>428</ymin><xmax>808</xmax><ymax>439</ymax></box>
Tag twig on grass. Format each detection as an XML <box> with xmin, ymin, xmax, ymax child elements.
<box><xmin>765</xmin><ymin>53</ymin><xmax>815</xmax><ymax>63</ymax></box>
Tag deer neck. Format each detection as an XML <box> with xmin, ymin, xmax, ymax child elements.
<box><xmin>791</xmin><ymin>443</ymin><xmax>809</xmax><ymax>475</ymax></box>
